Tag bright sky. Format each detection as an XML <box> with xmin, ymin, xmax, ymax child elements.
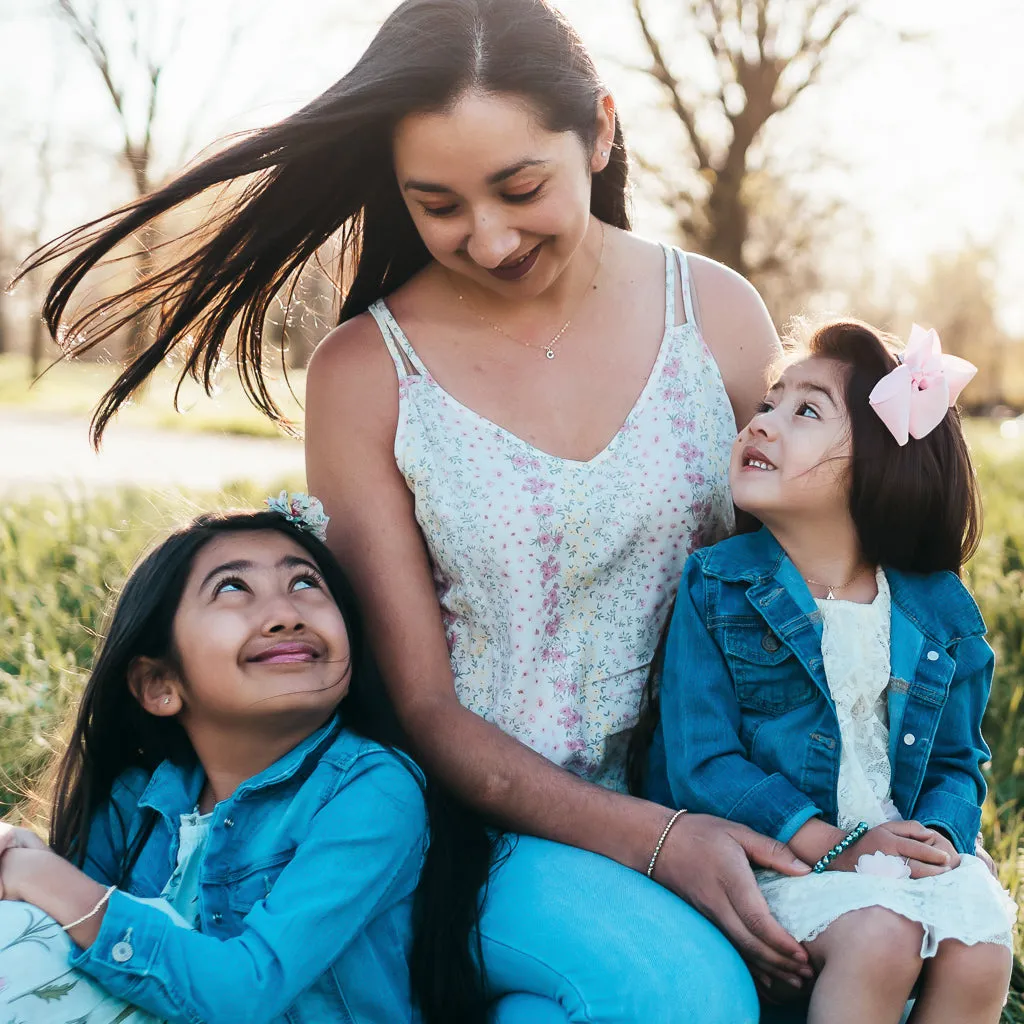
<box><xmin>2</xmin><ymin>0</ymin><xmax>1022</xmax><ymax>329</ymax></box>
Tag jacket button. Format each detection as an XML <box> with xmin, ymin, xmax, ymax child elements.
<box><xmin>111</xmin><ymin>940</ymin><xmax>134</xmax><ymax>963</ymax></box>
<box><xmin>761</xmin><ymin>632</ymin><xmax>781</xmax><ymax>653</ymax></box>
<box><xmin>223</xmin><ymin>818</ymin><xmax>235</xmax><ymax>828</ymax></box>
<box><xmin>212</xmin><ymin>912</ymin><xmax>223</xmax><ymax>923</ymax></box>
<box><xmin>903</xmin><ymin>733</ymin><xmax>916</xmax><ymax>746</ymax></box>
<box><xmin>926</xmin><ymin>650</ymin><xmax>939</xmax><ymax>662</ymax></box>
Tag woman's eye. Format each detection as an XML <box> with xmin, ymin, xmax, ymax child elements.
<box><xmin>796</xmin><ymin>402</ymin><xmax>820</xmax><ymax>419</ymax></box>
<box><xmin>291</xmin><ymin>574</ymin><xmax>323</xmax><ymax>592</ymax></box>
<box><xmin>214</xmin><ymin>577</ymin><xmax>247</xmax><ymax>595</ymax></box>
<box><xmin>421</xmin><ymin>203</ymin><xmax>458</xmax><ymax>218</ymax></box>
<box><xmin>504</xmin><ymin>184</ymin><xmax>543</xmax><ymax>204</ymax></box>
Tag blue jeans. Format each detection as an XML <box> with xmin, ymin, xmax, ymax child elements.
<box><xmin>482</xmin><ymin>835</ymin><xmax>759</xmax><ymax>1023</ymax></box>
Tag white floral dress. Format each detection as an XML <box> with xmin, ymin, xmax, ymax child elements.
<box><xmin>370</xmin><ymin>246</ymin><xmax>737</xmax><ymax>791</ymax></box>
<box><xmin>757</xmin><ymin>570</ymin><xmax>1016</xmax><ymax>956</ymax></box>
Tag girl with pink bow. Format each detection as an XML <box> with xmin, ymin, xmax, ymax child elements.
<box><xmin>640</xmin><ymin>319</ymin><xmax>1016</xmax><ymax>1024</ymax></box>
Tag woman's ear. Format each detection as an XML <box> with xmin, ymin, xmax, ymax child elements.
<box><xmin>128</xmin><ymin>656</ymin><xmax>183</xmax><ymax>717</ymax></box>
<box><xmin>591</xmin><ymin>92</ymin><xmax>617</xmax><ymax>173</ymax></box>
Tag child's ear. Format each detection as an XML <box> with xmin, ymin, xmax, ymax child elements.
<box><xmin>128</xmin><ymin>657</ymin><xmax>183</xmax><ymax>717</ymax></box>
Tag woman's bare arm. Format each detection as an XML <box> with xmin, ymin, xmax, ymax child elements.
<box><xmin>304</xmin><ymin>312</ymin><xmax>811</xmax><ymax>983</ymax></box>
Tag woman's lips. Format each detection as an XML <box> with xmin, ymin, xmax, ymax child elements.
<box><xmin>486</xmin><ymin>244</ymin><xmax>541</xmax><ymax>282</ymax></box>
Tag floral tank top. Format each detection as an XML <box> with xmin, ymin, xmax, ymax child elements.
<box><xmin>370</xmin><ymin>246</ymin><xmax>736</xmax><ymax>791</ymax></box>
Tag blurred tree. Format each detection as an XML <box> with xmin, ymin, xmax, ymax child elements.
<box><xmin>629</xmin><ymin>0</ymin><xmax>864</xmax><ymax>305</ymax></box>
<box><xmin>51</xmin><ymin>0</ymin><xmax>251</xmax><ymax>360</ymax></box>
<box><xmin>910</xmin><ymin>247</ymin><xmax>1013</xmax><ymax>412</ymax></box>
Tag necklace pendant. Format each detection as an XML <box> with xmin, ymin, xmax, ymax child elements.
<box><xmin>825</xmin><ymin>588</ymin><xmax>836</xmax><ymax>600</ymax></box>
<box><xmin>545</xmin><ymin>349</ymin><xmax>555</xmax><ymax>359</ymax></box>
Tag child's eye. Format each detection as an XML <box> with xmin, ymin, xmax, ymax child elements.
<box><xmin>755</xmin><ymin>400</ymin><xmax>774</xmax><ymax>414</ymax></box>
<box><xmin>214</xmin><ymin>577</ymin><xmax>248</xmax><ymax>595</ymax></box>
<box><xmin>291</xmin><ymin>573</ymin><xmax>324</xmax><ymax>592</ymax></box>
<box><xmin>796</xmin><ymin>402</ymin><xmax>820</xmax><ymax>419</ymax></box>
<box><xmin>504</xmin><ymin>184</ymin><xmax>544</xmax><ymax>204</ymax></box>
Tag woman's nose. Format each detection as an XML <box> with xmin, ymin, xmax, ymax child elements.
<box><xmin>466</xmin><ymin>211</ymin><xmax>519</xmax><ymax>269</ymax></box>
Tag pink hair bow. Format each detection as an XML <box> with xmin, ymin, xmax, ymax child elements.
<box><xmin>868</xmin><ymin>324</ymin><xmax>977</xmax><ymax>446</ymax></box>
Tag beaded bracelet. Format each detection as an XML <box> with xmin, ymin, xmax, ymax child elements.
<box><xmin>812</xmin><ymin>821</ymin><xmax>869</xmax><ymax>874</ymax></box>
<box><xmin>647</xmin><ymin>809</ymin><xmax>688</xmax><ymax>879</ymax></box>
<box><xmin>62</xmin><ymin>885</ymin><xmax>117</xmax><ymax>933</ymax></box>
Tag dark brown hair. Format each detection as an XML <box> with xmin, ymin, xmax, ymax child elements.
<box><xmin>48</xmin><ymin>510</ymin><xmax>494</xmax><ymax>1024</ymax></box>
<box><xmin>626</xmin><ymin>318</ymin><xmax>982</xmax><ymax>796</ymax></box>
<box><xmin>804</xmin><ymin>319</ymin><xmax>981</xmax><ymax>576</ymax></box>
<box><xmin>16</xmin><ymin>0</ymin><xmax>630</xmax><ymax>447</ymax></box>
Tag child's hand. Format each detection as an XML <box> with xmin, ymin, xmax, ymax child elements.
<box><xmin>832</xmin><ymin>820</ymin><xmax>954</xmax><ymax>877</ymax></box>
<box><xmin>0</xmin><ymin>822</ymin><xmax>48</xmax><ymax>859</ymax></box>
<box><xmin>0</xmin><ymin>847</ymin><xmax>52</xmax><ymax>902</ymax></box>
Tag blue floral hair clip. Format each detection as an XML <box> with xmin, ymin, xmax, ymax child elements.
<box><xmin>265</xmin><ymin>491</ymin><xmax>330</xmax><ymax>543</ymax></box>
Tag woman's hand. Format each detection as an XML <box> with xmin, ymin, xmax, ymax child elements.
<box><xmin>832</xmin><ymin>820</ymin><xmax>955</xmax><ymax>877</ymax></box>
<box><xmin>653</xmin><ymin>814</ymin><xmax>816</xmax><ymax>991</ymax></box>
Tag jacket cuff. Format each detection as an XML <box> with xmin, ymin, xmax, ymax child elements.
<box><xmin>726</xmin><ymin>773</ymin><xmax>822</xmax><ymax>844</ymax></box>
<box><xmin>914</xmin><ymin>791</ymin><xmax>982</xmax><ymax>854</ymax></box>
<box><xmin>70</xmin><ymin>889</ymin><xmax>170</xmax><ymax>992</ymax></box>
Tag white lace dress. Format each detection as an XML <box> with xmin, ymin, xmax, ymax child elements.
<box><xmin>757</xmin><ymin>570</ymin><xmax>1017</xmax><ymax>957</ymax></box>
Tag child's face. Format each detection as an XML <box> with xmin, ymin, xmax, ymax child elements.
<box><xmin>729</xmin><ymin>356</ymin><xmax>853</xmax><ymax>524</ymax></box>
<box><xmin>168</xmin><ymin>530</ymin><xmax>352</xmax><ymax>727</ymax></box>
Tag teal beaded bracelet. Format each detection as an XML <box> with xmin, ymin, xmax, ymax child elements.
<box><xmin>812</xmin><ymin>821</ymin><xmax>869</xmax><ymax>873</ymax></box>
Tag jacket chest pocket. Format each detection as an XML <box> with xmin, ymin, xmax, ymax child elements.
<box><xmin>723</xmin><ymin>627</ymin><xmax>818</xmax><ymax>715</ymax></box>
<box><xmin>225</xmin><ymin>848</ymin><xmax>295</xmax><ymax>919</ymax></box>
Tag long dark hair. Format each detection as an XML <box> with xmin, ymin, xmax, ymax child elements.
<box><xmin>627</xmin><ymin>319</ymin><xmax>983</xmax><ymax>796</ymax></box>
<box><xmin>49</xmin><ymin>511</ymin><xmax>494</xmax><ymax>1024</ymax></box>
<box><xmin>17</xmin><ymin>0</ymin><xmax>630</xmax><ymax>446</ymax></box>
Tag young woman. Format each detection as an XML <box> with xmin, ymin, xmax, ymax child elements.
<box><xmin>0</xmin><ymin>501</ymin><xmax>489</xmax><ymax>1024</ymax></box>
<box><xmin>21</xmin><ymin>1</ymin><xmax>817</xmax><ymax>1016</ymax></box>
<box><xmin>645</xmin><ymin>322</ymin><xmax>1017</xmax><ymax>1023</ymax></box>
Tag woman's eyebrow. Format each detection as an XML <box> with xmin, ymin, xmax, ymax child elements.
<box><xmin>403</xmin><ymin>158</ymin><xmax>548</xmax><ymax>193</ymax></box>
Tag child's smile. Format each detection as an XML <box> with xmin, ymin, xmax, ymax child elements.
<box><xmin>729</xmin><ymin>356</ymin><xmax>853</xmax><ymax>526</ymax></box>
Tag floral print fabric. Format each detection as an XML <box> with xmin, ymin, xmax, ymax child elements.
<box><xmin>369</xmin><ymin>247</ymin><xmax>736</xmax><ymax>791</ymax></box>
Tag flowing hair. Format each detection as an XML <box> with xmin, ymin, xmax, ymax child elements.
<box><xmin>626</xmin><ymin>319</ymin><xmax>983</xmax><ymax>796</ymax></box>
<box><xmin>48</xmin><ymin>511</ymin><xmax>495</xmax><ymax>1024</ymax></box>
<box><xmin>16</xmin><ymin>0</ymin><xmax>630</xmax><ymax>447</ymax></box>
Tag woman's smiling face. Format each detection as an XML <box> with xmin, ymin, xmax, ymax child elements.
<box><xmin>729</xmin><ymin>356</ymin><xmax>854</xmax><ymax>525</ymax></box>
<box><xmin>393</xmin><ymin>89</ymin><xmax>611</xmax><ymax>297</ymax></box>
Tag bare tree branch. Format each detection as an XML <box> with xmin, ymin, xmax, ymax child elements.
<box><xmin>632</xmin><ymin>0</ymin><xmax>711</xmax><ymax>170</ymax></box>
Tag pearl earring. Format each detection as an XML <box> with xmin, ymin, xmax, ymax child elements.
<box><xmin>163</xmin><ymin>697</ymin><xmax>172</xmax><ymax>705</ymax></box>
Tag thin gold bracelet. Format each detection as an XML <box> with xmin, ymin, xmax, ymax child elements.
<box><xmin>646</xmin><ymin>808</ymin><xmax>688</xmax><ymax>879</ymax></box>
<box><xmin>62</xmin><ymin>884</ymin><xmax>117</xmax><ymax>933</ymax></box>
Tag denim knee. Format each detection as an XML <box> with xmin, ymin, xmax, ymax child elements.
<box><xmin>479</xmin><ymin>834</ymin><xmax>759</xmax><ymax>1023</ymax></box>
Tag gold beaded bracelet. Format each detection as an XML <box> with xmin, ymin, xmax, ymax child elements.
<box><xmin>646</xmin><ymin>808</ymin><xmax>688</xmax><ymax>879</ymax></box>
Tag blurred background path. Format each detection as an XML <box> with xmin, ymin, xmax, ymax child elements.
<box><xmin>0</xmin><ymin>410</ymin><xmax>304</xmax><ymax>493</ymax></box>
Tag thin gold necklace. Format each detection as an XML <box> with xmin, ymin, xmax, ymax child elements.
<box><xmin>450</xmin><ymin>223</ymin><xmax>605</xmax><ymax>360</ymax></box>
<box><xmin>804</xmin><ymin>565</ymin><xmax>872</xmax><ymax>601</ymax></box>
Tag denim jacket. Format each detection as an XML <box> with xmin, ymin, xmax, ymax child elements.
<box><xmin>645</xmin><ymin>529</ymin><xmax>993</xmax><ymax>854</ymax></box>
<box><xmin>72</xmin><ymin>716</ymin><xmax>427</xmax><ymax>1024</ymax></box>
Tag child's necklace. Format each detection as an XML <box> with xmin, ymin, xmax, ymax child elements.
<box><xmin>804</xmin><ymin>565</ymin><xmax>871</xmax><ymax>601</ymax></box>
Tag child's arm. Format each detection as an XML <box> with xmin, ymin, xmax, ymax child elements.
<box><xmin>5</xmin><ymin>751</ymin><xmax>426</xmax><ymax>1024</ymax></box>
<box><xmin>659</xmin><ymin>556</ymin><xmax>823</xmax><ymax>844</ymax></box>
<box><xmin>911</xmin><ymin>634</ymin><xmax>993</xmax><ymax>854</ymax></box>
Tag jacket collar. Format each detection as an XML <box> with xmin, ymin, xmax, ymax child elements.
<box><xmin>138</xmin><ymin>713</ymin><xmax>343</xmax><ymax>824</ymax></box>
<box><xmin>700</xmin><ymin>528</ymin><xmax>985</xmax><ymax>645</ymax></box>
